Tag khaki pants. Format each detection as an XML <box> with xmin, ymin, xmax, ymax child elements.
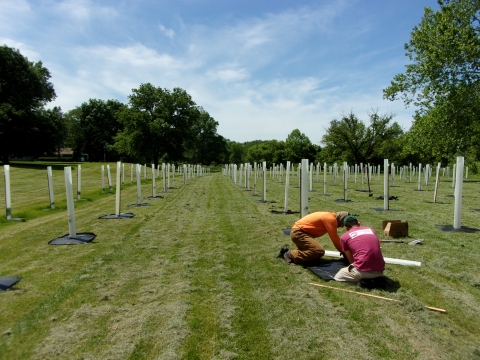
<box><xmin>334</xmin><ymin>264</ymin><xmax>384</xmax><ymax>282</ymax></box>
<box><xmin>290</xmin><ymin>228</ymin><xmax>325</xmax><ymax>263</ymax></box>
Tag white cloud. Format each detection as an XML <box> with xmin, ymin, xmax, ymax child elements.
<box><xmin>54</xmin><ymin>0</ymin><xmax>117</xmax><ymax>22</ymax></box>
<box><xmin>159</xmin><ymin>24</ymin><xmax>175</xmax><ymax>39</ymax></box>
<box><xmin>0</xmin><ymin>38</ymin><xmax>40</xmax><ymax>61</ymax></box>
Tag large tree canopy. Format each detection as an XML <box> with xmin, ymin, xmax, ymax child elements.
<box><xmin>383</xmin><ymin>0</ymin><xmax>480</xmax><ymax>162</ymax></box>
<box><xmin>0</xmin><ymin>45</ymin><xmax>57</xmax><ymax>163</ymax></box>
<box><xmin>66</xmin><ymin>99</ymin><xmax>124</xmax><ymax>161</ymax></box>
<box><xmin>283</xmin><ymin>129</ymin><xmax>317</xmax><ymax>164</ymax></box>
<box><xmin>321</xmin><ymin>111</ymin><xmax>404</xmax><ymax>164</ymax></box>
<box><xmin>114</xmin><ymin>83</ymin><xmax>204</xmax><ymax>166</ymax></box>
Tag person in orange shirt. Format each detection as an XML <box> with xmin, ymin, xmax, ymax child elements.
<box><xmin>282</xmin><ymin>211</ymin><xmax>349</xmax><ymax>265</ymax></box>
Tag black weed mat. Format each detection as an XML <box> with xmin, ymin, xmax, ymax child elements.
<box><xmin>0</xmin><ymin>277</ymin><xmax>21</xmax><ymax>291</ymax></box>
<box><xmin>304</xmin><ymin>259</ymin><xmax>397</xmax><ymax>290</ymax></box>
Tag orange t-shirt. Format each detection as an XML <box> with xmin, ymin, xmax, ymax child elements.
<box><xmin>292</xmin><ymin>212</ymin><xmax>341</xmax><ymax>251</ymax></box>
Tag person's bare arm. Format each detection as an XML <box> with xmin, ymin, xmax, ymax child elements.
<box><xmin>343</xmin><ymin>249</ymin><xmax>354</xmax><ymax>264</ymax></box>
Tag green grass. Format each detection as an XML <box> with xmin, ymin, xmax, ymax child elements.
<box><xmin>0</xmin><ymin>162</ymin><xmax>480</xmax><ymax>359</ymax></box>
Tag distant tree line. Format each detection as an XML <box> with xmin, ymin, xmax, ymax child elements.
<box><xmin>2</xmin><ymin>0</ymin><xmax>480</xmax><ymax>175</ymax></box>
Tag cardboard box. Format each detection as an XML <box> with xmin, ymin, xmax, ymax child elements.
<box><xmin>382</xmin><ymin>220</ymin><xmax>408</xmax><ymax>238</ymax></box>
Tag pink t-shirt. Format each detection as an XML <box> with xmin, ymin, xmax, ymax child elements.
<box><xmin>340</xmin><ymin>226</ymin><xmax>385</xmax><ymax>272</ymax></box>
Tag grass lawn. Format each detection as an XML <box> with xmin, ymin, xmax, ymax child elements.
<box><xmin>0</xmin><ymin>162</ymin><xmax>479</xmax><ymax>359</ymax></box>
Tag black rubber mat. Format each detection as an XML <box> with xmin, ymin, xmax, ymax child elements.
<box><xmin>0</xmin><ymin>276</ymin><xmax>21</xmax><ymax>291</ymax></box>
<box><xmin>48</xmin><ymin>232</ymin><xmax>97</xmax><ymax>245</ymax></box>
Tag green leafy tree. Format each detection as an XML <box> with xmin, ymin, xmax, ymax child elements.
<box><xmin>321</xmin><ymin>110</ymin><xmax>403</xmax><ymax>164</ymax></box>
<box><xmin>66</xmin><ymin>99</ymin><xmax>124</xmax><ymax>162</ymax></box>
<box><xmin>0</xmin><ymin>45</ymin><xmax>56</xmax><ymax>163</ymax></box>
<box><xmin>228</xmin><ymin>142</ymin><xmax>245</xmax><ymax>164</ymax></box>
<box><xmin>114</xmin><ymin>83</ymin><xmax>198</xmax><ymax>166</ymax></box>
<box><xmin>245</xmin><ymin>140</ymin><xmax>285</xmax><ymax>166</ymax></box>
<box><xmin>185</xmin><ymin>108</ymin><xmax>227</xmax><ymax>165</ymax></box>
<box><xmin>284</xmin><ymin>129</ymin><xmax>317</xmax><ymax>163</ymax></box>
<box><xmin>383</xmin><ymin>0</ymin><xmax>480</xmax><ymax>161</ymax></box>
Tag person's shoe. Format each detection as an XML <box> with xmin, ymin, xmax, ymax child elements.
<box><xmin>283</xmin><ymin>250</ymin><xmax>295</xmax><ymax>265</ymax></box>
<box><xmin>277</xmin><ymin>245</ymin><xmax>289</xmax><ymax>258</ymax></box>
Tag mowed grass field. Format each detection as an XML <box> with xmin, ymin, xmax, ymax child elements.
<box><xmin>0</xmin><ymin>162</ymin><xmax>479</xmax><ymax>360</ymax></box>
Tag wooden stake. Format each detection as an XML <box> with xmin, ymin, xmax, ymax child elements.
<box><xmin>309</xmin><ymin>283</ymin><xmax>446</xmax><ymax>314</ymax></box>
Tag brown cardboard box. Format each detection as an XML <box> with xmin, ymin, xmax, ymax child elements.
<box><xmin>382</xmin><ymin>220</ymin><xmax>408</xmax><ymax>238</ymax></box>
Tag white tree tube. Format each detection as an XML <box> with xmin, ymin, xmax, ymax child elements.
<box><xmin>354</xmin><ymin>164</ymin><xmax>357</xmax><ymax>183</ymax></box>
<box><xmin>263</xmin><ymin>161</ymin><xmax>267</xmax><ymax>202</ymax></box>
<box><xmin>433</xmin><ymin>162</ymin><xmax>441</xmax><ymax>203</ymax></box>
<box><xmin>64</xmin><ymin>167</ymin><xmax>76</xmax><ymax>237</ymax></box>
<box><xmin>77</xmin><ymin>165</ymin><xmax>82</xmax><ymax>200</ymax></box>
<box><xmin>47</xmin><ymin>166</ymin><xmax>55</xmax><ymax>209</ymax></box>
<box><xmin>101</xmin><ymin>165</ymin><xmax>105</xmax><ymax>194</ymax></box>
<box><xmin>239</xmin><ymin>164</ymin><xmax>243</xmax><ymax>186</ymax></box>
<box><xmin>343</xmin><ymin>168</ymin><xmax>348</xmax><ymax>201</ymax></box>
<box><xmin>301</xmin><ymin>159</ymin><xmax>309</xmax><ymax>217</ymax></box>
<box><xmin>144</xmin><ymin>163</ymin><xmax>147</xmax><ymax>180</ymax></box>
<box><xmin>453</xmin><ymin>156</ymin><xmax>464</xmax><ymax>229</ymax></box>
<box><xmin>333</xmin><ymin>163</ymin><xmax>337</xmax><ymax>186</ymax></box>
<box><xmin>253</xmin><ymin>161</ymin><xmax>257</xmax><ymax>195</ymax></box>
<box><xmin>167</xmin><ymin>163</ymin><xmax>170</xmax><ymax>189</ymax></box>
<box><xmin>4</xmin><ymin>165</ymin><xmax>12</xmax><ymax>220</ymax></box>
<box><xmin>107</xmin><ymin>165</ymin><xmax>113</xmax><ymax>190</ymax></box>
<box><xmin>425</xmin><ymin>164</ymin><xmax>429</xmax><ymax>186</ymax></box>
<box><xmin>452</xmin><ymin>164</ymin><xmax>456</xmax><ymax>188</ymax></box>
<box><xmin>151</xmin><ymin>164</ymin><xmax>156</xmax><ymax>197</ymax></box>
<box><xmin>417</xmin><ymin>163</ymin><xmax>422</xmax><ymax>191</ymax></box>
<box><xmin>384</xmin><ymin>159</ymin><xmax>389</xmax><ymax>210</ymax></box>
<box><xmin>360</xmin><ymin>162</ymin><xmax>364</xmax><ymax>189</ymax></box>
<box><xmin>284</xmin><ymin>160</ymin><xmax>290</xmax><ymax>212</ymax></box>
<box><xmin>162</xmin><ymin>163</ymin><xmax>166</xmax><ymax>191</ymax></box>
<box><xmin>131</xmin><ymin>164</ymin><xmax>133</xmax><ymax>183</ymax></box>
<box><xmin>115</xmin><ymin>161</ymin><xmax>121</xmax><ymax>216</ymax></box>
<box><xmin>183</xmin><ymin>164</ymin><xmax>187</xmax><ymax>184</ymax></box>
<box><xmin>136</xmin><ymin>164</ymin><xmax>142</xmax><ymax>205</ymax></box>
<box><xmin>324</xmin><ymin>250</ymin><xmax>421</xmax><ymax>267</ymax></box>
<box><xmin>122</xmin><ymin>163</ymin><xmax>125</xmax><ymax>185</ymax></box>
<box><xmin>309</xmin><ymin>163</ymin><xmax>313</xmax><ymax>191</ymax></box>
<box><xmin>323</xmin><ymin>162</ymin><xmax>327</xmax><ymax>195</ymax></box>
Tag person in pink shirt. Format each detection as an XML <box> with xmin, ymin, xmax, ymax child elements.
<box><xmin>334</xmin><ymin>215</ymin><xmax>385</xmax><ymax>282</ymax></box>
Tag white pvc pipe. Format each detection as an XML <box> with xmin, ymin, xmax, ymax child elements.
<box><xmin>4</xmin><ymin>165</ymin><xmax>12</xmax><ymax>220</ymax></box>
<box><xmin>284</xmin><ymin>161</ymin><xmax>290</xmax><ymax>212</ymax></box>
<box><xmin>64</xmin><ymin>167</ymin><xmax>76</xmax><ymax>237</ymax></box>
<box><xmin>47</xmin><ymin>166</ymin><xmax>55</xmax><ymax>209</ymax></box>
<box><xmin>107</xmin><ymin>164</ymin><xmax>113</xmax><ymax>190</ymax></box>
<box><xmin>324</xmin><ymin>250</ymin><xmax>421</xmax><ymax>267</ymax></box>
<box><xmin>136</xmin><ymin>164</ymin><xmax>142</xmax><ymax>205</ymax></box>
<box><xmin>77</xmin><ymin>165</ymin><xmax>82</xmax><ymax>200</ymax></box>
<box><xmin>301</xmin><ymin>159</ymin><xmax>309</xmax><ymax>217</ymax></box>
<box><xmin>115</xmin><ymin>161</ymin><xmax>121</xmax><ymax>216</ymax></box>
<box><xmin>453</xmin><ymin>156</ymin><xmax>464</xmax><ymax>229</ymax></box>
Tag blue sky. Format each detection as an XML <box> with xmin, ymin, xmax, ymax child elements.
<box><xmin>1</xmin><ymin>0</ymin><xmax>440</xmax><ymax>144</ymax></box>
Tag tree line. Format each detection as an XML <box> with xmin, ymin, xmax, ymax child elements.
<box><xmin>1</xmin><ymin>0</ymin><xmax>479</xmax><ymax>171</ymax></box>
